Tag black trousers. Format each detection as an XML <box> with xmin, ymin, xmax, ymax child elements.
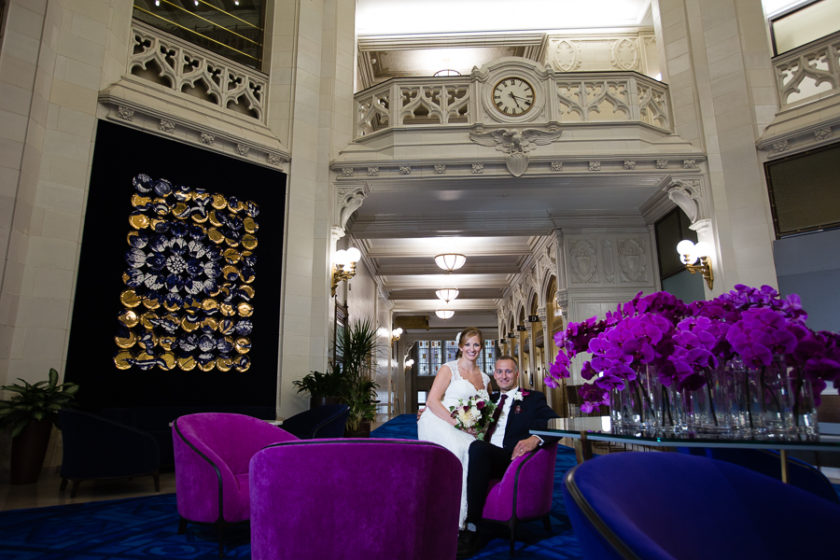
<box><xmin>466</xmin><ymin>440</ymin><xmax>512</xmax><ymax>525</ymax></box>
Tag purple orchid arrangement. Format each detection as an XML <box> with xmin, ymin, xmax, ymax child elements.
<box><xmin>548</xmin><ymin>285</ymin><xmax>840</xmax><ymax>420</ymax></box>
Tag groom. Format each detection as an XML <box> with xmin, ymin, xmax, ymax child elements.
<box><xmin>457</xmin><ymin>355</ymin><xmax>559</xmax><ymax>558</ymax></box>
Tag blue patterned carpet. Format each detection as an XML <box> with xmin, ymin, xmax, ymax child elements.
<box><xmin>0</xmin><ymin>415</ymin><xmax>582</xmax><ymax>559</ymax></box>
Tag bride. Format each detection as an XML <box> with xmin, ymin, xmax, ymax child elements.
<box><xmin>417</xmin><ymin>327</ymin><xmax>491</xmax><ymax>529</ymax></box>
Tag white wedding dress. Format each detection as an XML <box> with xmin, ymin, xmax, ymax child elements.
<box><xmin>417</xmin><ymin>360</ymin><xmax>491</xmax><ymax>528</ymax></box>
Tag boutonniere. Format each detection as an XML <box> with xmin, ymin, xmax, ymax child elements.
<box><xmin>511</xmin><ymin>390</ymin><xmax>527</xmax><ymax>402</ymax></box>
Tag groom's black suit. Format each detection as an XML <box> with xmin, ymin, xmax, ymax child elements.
<box><xmin>465</xmin><ymin>389</ymin><xmax>559</xmax><ymax>526</ymax></box>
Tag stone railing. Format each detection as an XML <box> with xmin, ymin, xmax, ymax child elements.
<box><xmin>354</xmin><ymin>71</ymin><xmax>671</xmax><ymax>138</ymax></box>
<box><xmin>773</xmin><ymin>30</ymin><xmax>840</xmax><ymax>111</ymax></box>
<box><xmin>129</xmin><ymin>21</ymin><xmax>267</xmax><ymax>125</ymax></box>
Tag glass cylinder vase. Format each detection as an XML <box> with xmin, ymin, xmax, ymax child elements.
<box><xmin>732</xmin><ymin>356</ymin><xmax>794</xmax><ymax>439</ymax></box>
<box><xmin>789</xmin><ymin>370</ymin><xmax>818</xmax><ymax>440</ymax></box>
<box><xmin>683</xmin><ymin>367</ymin><xmax>734</xmax><ymax>437</ymax></box>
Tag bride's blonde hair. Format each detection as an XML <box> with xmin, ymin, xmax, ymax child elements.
<box><xmin>457</xmin><ymin>327</ymin><xmax>484</xmax><ymax>348</ymax></box>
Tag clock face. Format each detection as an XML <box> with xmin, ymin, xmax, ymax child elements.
<box><xmin>492</xmin><ymin>77</ymin><xmax>535</xmax><ymax>116</ymax></box>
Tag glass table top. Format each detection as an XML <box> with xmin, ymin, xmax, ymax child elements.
<box><xmin>530</xmin><ymin>417</ymin><xmax>840</xmax><ymax>452</ymax></box>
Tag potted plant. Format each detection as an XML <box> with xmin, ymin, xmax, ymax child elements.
<box><xmin>0</xmin><ymin>368</ymin><xmax>79</xmax><ymax>484</ymax></box>
<box><xmin>292</xmin><ymin>364</ymin><xmax>348</xmax><ymax>409</ymax></box>
<box><xmin>344</xmin><ymin>376</ymin><xmax>378</xmax><ymax>437</ymax></box>
<box><xmin>335</xmin><ymin>318</ymin><xmax>378</xmax><ymax>436</ymax></box>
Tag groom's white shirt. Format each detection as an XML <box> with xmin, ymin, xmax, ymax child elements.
<box><xmin>489</xmin><ymin>387</ymin><xmax>520</xmax><ymax>448</ymax></box>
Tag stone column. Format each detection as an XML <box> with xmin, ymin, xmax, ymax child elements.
<box><xmin>654</xmin><ymin>0</ymin><xmax>779</xmax><ymax>291</ymax></box>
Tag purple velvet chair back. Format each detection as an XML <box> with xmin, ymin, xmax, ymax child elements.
<box><xmin>172</xmin><ymin>412</ymin><xmax>297</xmax><ymax>524</ymax></box>
<box><xmin>481</xmin><ymin>442</ymin><xmax>558</xmax><ymax>553</ymax></box>
<box><xmin>249</xmin><ymin>438</ymin><xmax>461</xmax><ymax>560</ymax></box>
<box><xmin>563</xmin><ymin>451</ymin><xmax>840</xmax><ymax>560</ymax></box>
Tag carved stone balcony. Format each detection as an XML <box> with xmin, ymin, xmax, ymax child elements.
<box><xmin>773</xmin><ymin>30</ymin><xmax>840</xmax><ymax>111</ymax></box>
<box><xmin>129</xmin><ymin>21</ymin><xmax>267</xmax><ymax>124</ymax></box>
<box><xmin>354</xmin><ymin>69</ymin><xmax>672</xmax><ymax>139</ymax></box>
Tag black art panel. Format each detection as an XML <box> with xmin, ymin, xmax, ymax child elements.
<box><xmin>65</xmin><ymin>120</ymin><xmax>285</xmax><ymax>410</ymax></box>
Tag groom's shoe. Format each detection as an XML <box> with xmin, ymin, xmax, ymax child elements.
<box><xmin>456</xmin><ymin>530</ymin><xmax>480</xmax><ymax>559</ymax></box>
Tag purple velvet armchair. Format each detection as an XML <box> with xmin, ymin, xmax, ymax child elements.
<box><xmin>249</xmin><ymin>438</ymin><xmax>462</xmax><ymax>560</ymax></box>
<box><xmin>171</xmin><ymin>412</ymin><xmax>297</xmax><ymax>557</ymax></box>
<box><xmin>481</xmin><ymin>441</ymin><xmax>558</xmax><ymax>554</ymax></box>
<box><xmin>563</xmin><ymin>451</ymin><xmax>840</xmax><ymax>560</ymax></box>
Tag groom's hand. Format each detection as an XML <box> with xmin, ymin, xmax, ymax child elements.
<box><xmin>511</xmin><ymin>435</ymin><xmax>540</xmax><ymax>460</ymax></box>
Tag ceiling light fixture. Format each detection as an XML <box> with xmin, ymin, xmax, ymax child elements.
<box><xmin>435</xmin><ymin>288</ymin><xmax>459</xmax><ymax>303</ymax></box>
<box><xmin>434</xmin><ymin>253</ymin><xmax>466</xmax><ymax>272</ymax></box>
<box><xmin>435</xmin><ymin>308</ymin><xmax>455</xmax><ymax>320</ymax></box>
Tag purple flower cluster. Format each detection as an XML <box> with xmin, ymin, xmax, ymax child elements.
<box><xmin>548</xmin><ymin>284</ymin><xmax>840</xmax><ymax>410</ymax></box>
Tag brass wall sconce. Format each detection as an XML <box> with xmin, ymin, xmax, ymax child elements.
<box><xmin>391</xmin><ymin>327</ymin><xmax>404</xmax><ymax>342</ymax></box>
<box><xmin>331</xmin><ymin>247</ymin><xmax>361</xmax><ymax>296</ymax></box>
<box><xmin>676</xmin><ymin>239</ymin><xmax>714</xmax><ymax>290</ymax></box>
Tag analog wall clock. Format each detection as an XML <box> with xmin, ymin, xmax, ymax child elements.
<box><xmin>492</xmin><ymin>76</ymin><xmax>535</xmax><ymax>116</ymax></box>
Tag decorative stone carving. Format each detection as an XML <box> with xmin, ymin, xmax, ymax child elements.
<box><xmin>267</xmin><ymin>153</ymin><xmax>283</xmax><ymax>166</ymax></box>
<box><xmin>550</xmin><ymin>39</ymin><xmax>582</xmax><ymax>72</ymax></box>
<box><xmin>200</xmin><ymin>132</ymin><xmax>215</xmax><ymax>144</ymax></box>
<box><xmin>472</xmin><ymin>163</ymin><xmax>485</xmax><ymax>174</ymax></box>
<box><xmin>610</xmin><ymin>38</ymin><xmax>639</xmax><ymax>71</ymax></box>
<box><xmin>129</xmin><ymin>22</ymin><xmax>266</xmax><ymax>124</ymax></box>
<box><xmin>336</xmin><ymin>183</ymin><xmax>370</xmax><ymax>231</ymax></box>
<box><xmin>667</xmin><ymin>180</ymin><xmax>701</xmax><ymax>223</ymax></box>
<box><xmin>469</xmin><ymin>124</ymin><xmax>563</xmax><ymax>177</ymax></box>
<box><xmin>399</xmin><ymin>166</ymin><xmax>412</xmax><ymax>175</ymax></box>
<box><xmin>589</xmin><ymin>161</ymin><xmax>601</xmax><ymax>171</ymax></box>
<box><xmin>569</xmin><ymin>239</ymin><xmax>598</xmax><ymax>284</ymax></box>
<box><xmin>772</xmin><ymin>33</ymin><xmax>840</xmax><ymax>110</ymax></box>
<box><xmin>623</xmin><ymin>160</ymin><xmax>636</xmax><ymax>170</ymax></box>
<box><xmin>550</xmin><ymin>161</ymin><xmax>563</xmax><ymax>171</ymax></box>
<box><xmin>159</xmin><ymin>119</ymin><xmax>175</xmax><ymax>133</ymax></box>
<box><xmin>118</xmin><ymin>106</ymin><xmax>134</xmax><ymax>120</ymax></box>
<box><xmin>367</xmin><ymin>166</ymin><xmax>379</xmax><ymax>176</ymax></box>
<box><xmin>656</xmin><ymin>159</ymin><xmax>668</xmax><ymax>169</ymax></box>
<box><xmin>236</xmin><ymin>144</ymin><xmax>250</xmax><ymax>156</ymax></box>
<box><xmin>342</xmin><ymin>167</ymin><xmax>354</xmax><ymax>177</ymax></box>
<box><xmin>683</xmin><ymin>159</ymin><xmax>697</xmax><ymax>169</ymax></box>
<box><xmin>618</xmin><ymin>238</ymin><xmax>647</xmax><ymax>283</ymax></box>
<box><xmin>434</xmin><ymin>164</ymin><xmax>446</xmax><ymax>174</ymax></box>
<box><xmin>815</xmin><ymin>127</ymin><xmax>832</xmax><ymax>141</ymax></box>
<box><xmin>772</xmin><ymin>140</ymin><xmax>789</xmax><ymax>152</ymax></box>
<box><xmin>602</xmin><ymin>239</ymin><xmax>615</xmax><ymax>283</ymax></box>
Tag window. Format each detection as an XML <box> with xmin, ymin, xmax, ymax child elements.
<box><xmin>133</xmin><ymin>0</ymin><xmax>265</xmax><ymax>69</ymax></box>
<box><xmin>415</xmin><ymin>337</ymin><xmax>497</xmax><ymax>375</ymax></box>
<box><xmin>765</xmin><ymin>141</ymin><xmax>840</xmax><ymax>237</ymax></box>
<box><xmin>770</xmin><ymin>0</ymin><xmax>840</xmax><ymax>55</ymax></box>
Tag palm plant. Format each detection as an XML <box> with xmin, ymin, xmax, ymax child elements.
<box><xmin>335</xmin><ymin>318</ymin><xmax>379</xmax><ymax>433</ymax></box>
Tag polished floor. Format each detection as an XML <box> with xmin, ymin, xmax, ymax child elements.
<box><xmin>0</xmin><ymin>417</ymin><xmax>391</xmax><ymax>512</ymax></box>
<box><xmin>0</xmin><ymin>467</ymin><xmax>175</xmax><ymax>511</ymax></box>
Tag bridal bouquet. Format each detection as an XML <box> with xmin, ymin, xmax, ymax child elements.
<box><xmin>449</xmin><ymin>390</ymin><xmax>497</xmax><ymax>440</ymax></box>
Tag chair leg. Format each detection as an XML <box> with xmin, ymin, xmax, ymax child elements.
<box><xmin>509</xmin><ymin>517</ymin><xmax>517</xmax><ymax>556</ymax></box>
<box><xmin>216</xmin><ymin>522</ymin><xmax>225</xmax><ymax>559</ymax></box>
